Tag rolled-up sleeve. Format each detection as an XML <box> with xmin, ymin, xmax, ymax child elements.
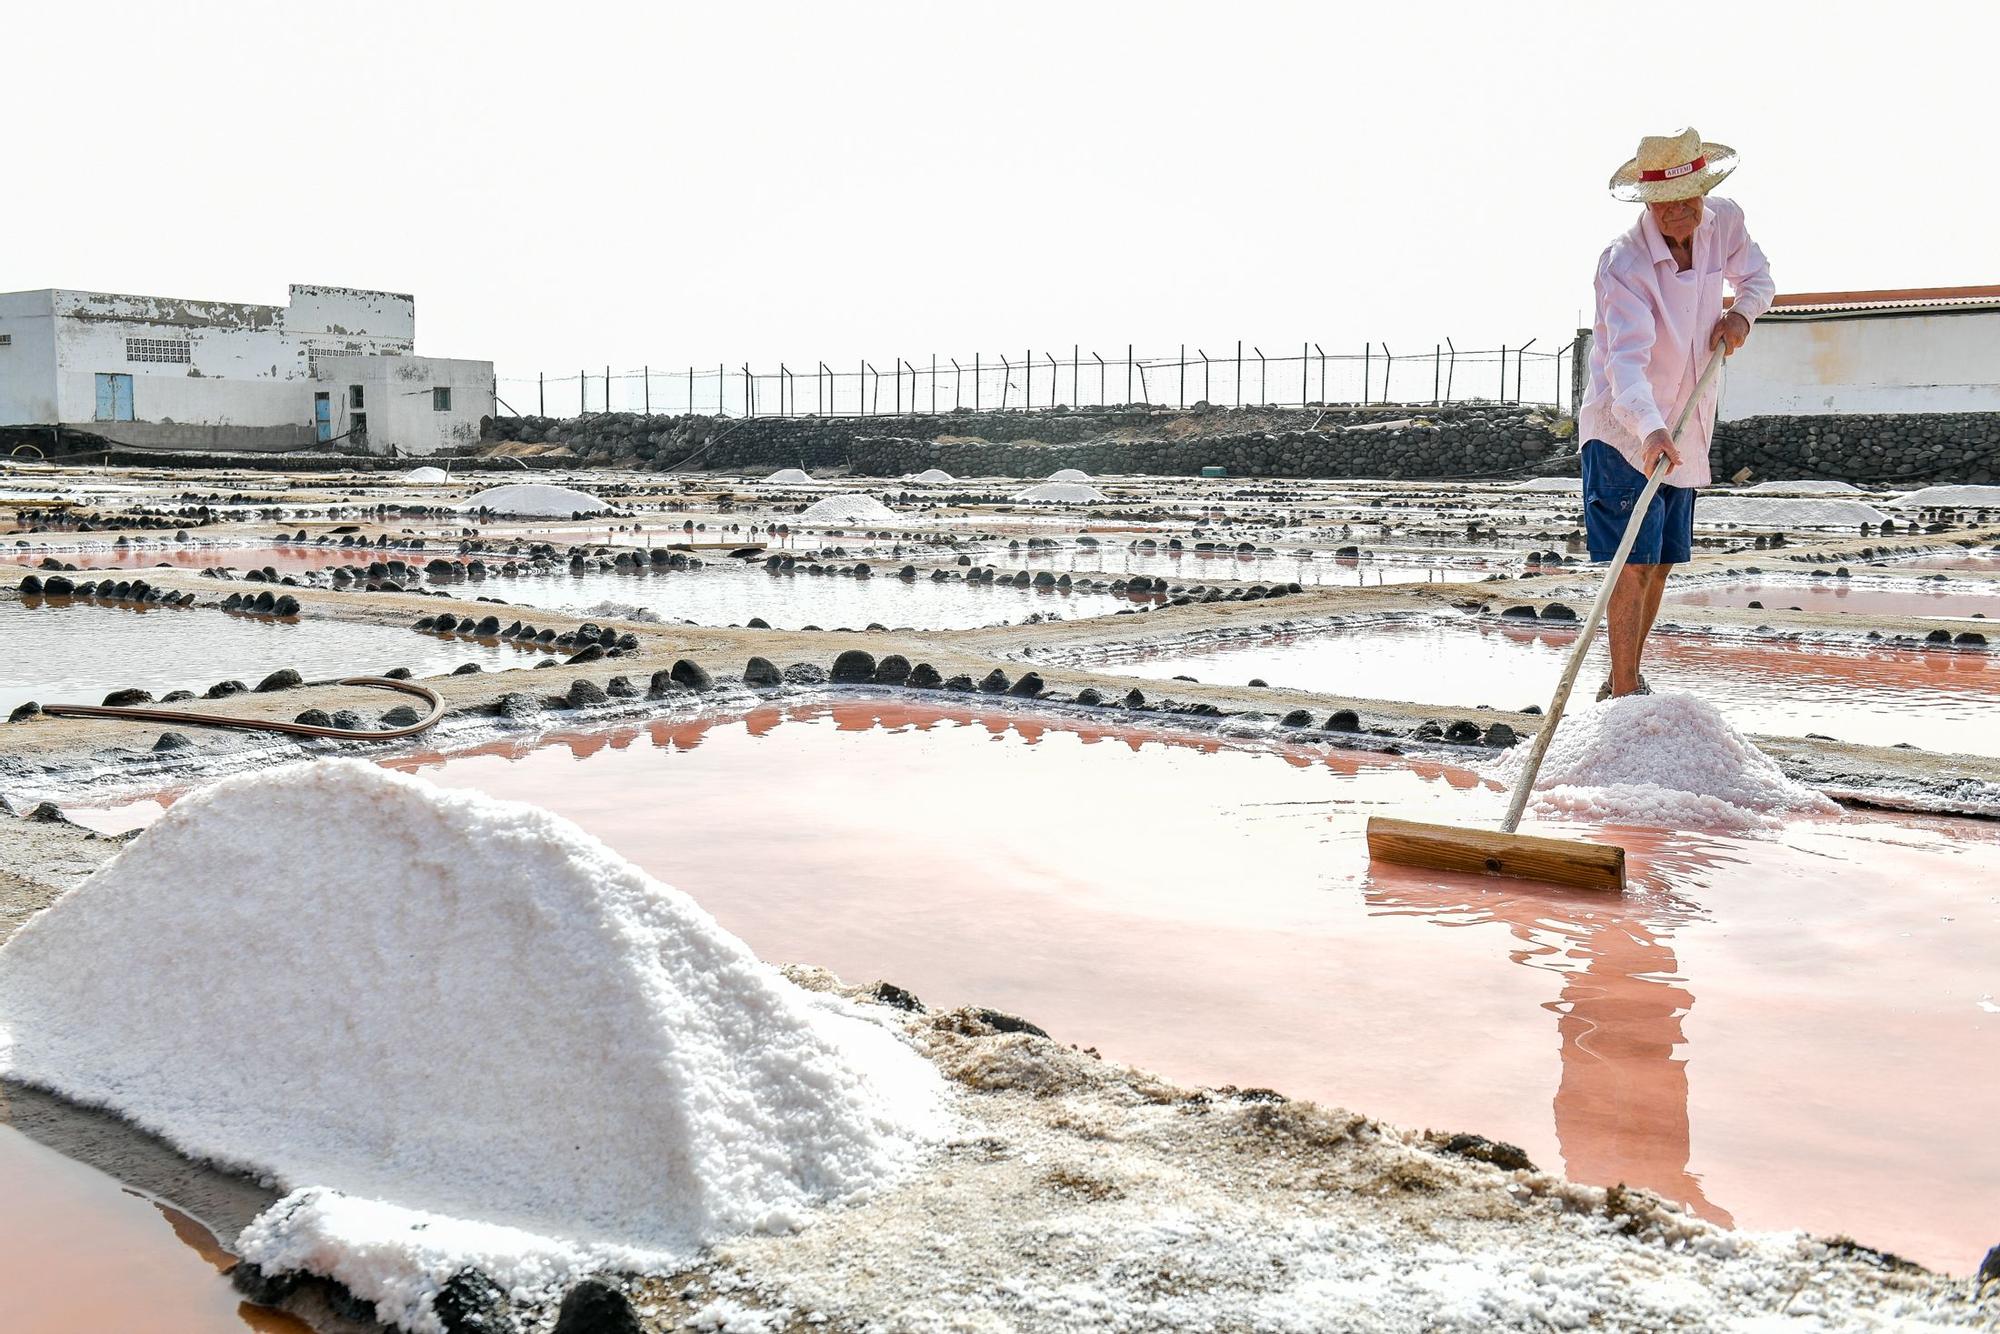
<box><xmin>1598</xmin><ymin>256</ymin><xmax>1668</xmax><ymax>439</ymax></box>
<box><xmin>1724</xmin><ymin>217</ymin><xmax>1776</xmax><ymax>324</ymax></box>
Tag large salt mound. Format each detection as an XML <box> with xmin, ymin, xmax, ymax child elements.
<box><xmin>0</xmin><ymin>761</ymin><xmax>944</xmax><ymax>1330</ymax></box>
<box><xmin>904</xmin><ymin>467</ymin><xmax>955</xmax><ymax>482</ymax></box>
<box><xmin>458</xmin><ymin>482</ymin><xmax>610</xmax><ymax>517</ymax></box>
<box><xmin>1502</xmin><ymin>693</ymin><xmax>1837</xmax><ymax>831</ymax></box>
<box><xmin>401</xmin><ymin>466</ymin><xmax>451</xmax><ymax>484</ymax></box>
<box><xmin>1694</xmin><ymin>495</ymin><xmax>1889</xmax><ymax>528</ymax></box>
<box><xmin>797</xmin><ymin>493</ymin><xmax>897</xmax><ymax>524</ymax></box>
<box><xmin>1047</xmin><ymin>467</ymin><xmax>1092</xmax><ymax>482</ymax></box>
<box><xmin>1891</xmin><ymin>484</ymin><xmax>2000</xmax><ymax>509</ymax></box>
<box><xmin>1015</xmin><ymin>481</ymin><xmax>1108</xmax><ymax>503</ymax></box>
<box><xmin>762</xmin><ymin>467</ymin><xmax>815</xmax><ymax>484</ymax></box>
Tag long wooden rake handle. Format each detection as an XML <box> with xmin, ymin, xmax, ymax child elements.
<box><xmin>1498</xmin><ymin>349</ymin><xmax>1724</xmax><ymax>834</ymax></box>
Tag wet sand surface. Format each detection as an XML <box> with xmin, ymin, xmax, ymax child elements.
<box><xmin>1100</xmin><ymin>619</ymin><xmax>2000</xmax><ymax>756</ymax></box>
<box><xmin>1668</xmin><ymin>577</ymin><xmax>2000</xmax><ymax>620</ymax></box>
<box><xmin>2</xmin><ymin>599</ymin><xmax>544</xmax><ymax>715</ymax></box>
<box><xmin>67</xmin><ymin>700</ymin><xmax>2000</xmax><ymax>1274</ymax></box>
<box><xmin>0</xmin><ymin>1124</ymin><xmax>305</xmax><ymax>1334</ymax></box>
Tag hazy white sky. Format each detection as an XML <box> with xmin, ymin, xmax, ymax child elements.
<box><xmin>10</xmin><ymin>1</ymin><xmax>1993</xmax><ymax>386</ymax></box>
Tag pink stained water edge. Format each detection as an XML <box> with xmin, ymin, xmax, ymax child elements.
<box><xmin>1666</xmin><ymin>577</ymin><xmax>2000</xmax><ymax>620</ymax></box>
<box><xmin>61</xmin><ymin>701</ymin><xmax>2000</xmax><ymax>1277</ymax></box>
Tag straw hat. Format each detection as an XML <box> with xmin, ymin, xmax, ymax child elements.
<box><xmin>1609</xmin><ymin>128</ymin><xmax>1738</xmax><ymax>203</ymax></box>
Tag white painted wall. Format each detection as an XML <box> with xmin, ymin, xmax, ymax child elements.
<box><xmin>0</xmin><ymin>290</ymin><xmax>59</xmax><ymax>424</ymax></box>
<box><xmin>1722</xmin><ymin>310</ymin><xmax>2000</xmax><ymax>418</ymax></box>
<box><xmin>315</xmin><ymin>354</ymin><xmax>494</xmax><ymax>456</ymax></box>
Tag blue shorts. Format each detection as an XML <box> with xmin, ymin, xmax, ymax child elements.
<box><xmin>1581</xmin><ymin>440</ymin><xmax>1693</xmax><ymax>565</ymax></box>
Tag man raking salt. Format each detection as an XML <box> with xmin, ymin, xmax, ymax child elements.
<box><xmin>1578</xmin><ymin>127</ymin><xmax>1774</xmax><ymax>699</ymax></box>
<box><xmin>1366</xmin><ymin>128</ymin><xmax>1775</xmax><ymax>892</ymax></box>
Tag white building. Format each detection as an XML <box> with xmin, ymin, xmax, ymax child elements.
<box><xmin>0</xmin><ymin>283</ymin><xmax>493</xmax><ymax>455</ymax></box>
<box><xmin>1720</xmin><ymin>285</ymin><xmax>2000</xmax><ymax>419</ymax></box>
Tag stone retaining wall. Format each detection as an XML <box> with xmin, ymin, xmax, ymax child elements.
<box><xmin>1713</xmin><ymin>412</ymin><xmax>2000</xmax><ymax>486</ymax></box>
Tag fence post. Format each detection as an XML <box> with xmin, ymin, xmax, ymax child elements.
<box><xmin>1025</xmin><ymin>349</ymin><xmax>1032</xmax><ymax>411</ymax></box>
<box><xmin>1499</xmin><ymin>345</ymin><xmax>1507</xmax><ymax>402</ymax></box>
<box><xmin>779</xmin><ymin>363</ymin><xmax>788</xmax><ymax>416</ymax></box>
<box><xmin>1315</xmin><ymin>344</ymin><xmax>1326</xmax><ymax>403</ymax></box>
<box><xmin>1444</xmin><ymin>338</ymin><xmax>1456</xmax><ymax>403</ymax></box>
<box><xmin>951</xmin><ymin>358</ymin><xmax>963</xmax><ymax>410</ymax></box>
<box><xmin>538</xmin><ymin>371</ymin><xmax>544</xmax><ymax>416</ymax></box>
<box><xmin>643</xmin><ymin>365</ymin><xmax>650</xmax><ymax>415</ymax></box>
<box><xmin>1362</xmin><ymin>345</ymin><xmax>1370</xmax><ymax>406</ymax></box>
<box><xmin>1126</xmin><ymin>344</ymin><xmax>1133</xmax><ymax>404</ymax></box>
<box><xmin>1199</xmin><ymin>348</ymin><xmax>1210</xmax><ymax>405</ymax></box>
<box><xmin>975</xmin><ymin>353</ymin><xmax>981</xmax><ymax>411</ymax></box>
<box><xmin>1093</xmin><ymin>351</ymin><xmax>1105</xmax><ymax>407</ymax></box>
<box><xmin>1047</xmin><ymin>351</ymin><xmax>1059</xmax><ymax>412</ymax></box>
<box><xmin>579</xmin><ymin>369</ymin><xmax>585</xmax><ymax>413</ymax></box>
<box><xmin>1432</xmin><ymin>345</ymin><xmax>1440</xmax><ymax>406</ymax></box>
<box><xmin>931</xmin><ymin>354</ymin><xmax>938</xmax><ymax>415</ymax></box>
<box><xmin>1516</xmin><ymin>337</ymin><xmax>1536</xmax><ymax>404</ymax></box>
<box><xmin>1382</xmin><ymin>344</ymin><xmax>1392</xmax><ymax>403</ymax></box>
<box><xmin>1571</xmin><ymin>328</ymin><xmax>1591</xmax><ymax>417</ymax></box>
<box><xmin>605</xmin><ymin>365</ymin><xmax>611</xmax><ymax>412</ymax></box>
<box><xmin>894</xmin><ymin>358</ymin><xmax>902</xmax><ymax>415</ymax></box>
<box><xmin>1235</xmin><ymin>340</ymin><xmax>1243</xmax><ymax>408</ymax></box>
<box><xmin>1254</xmin><ymin>346</ymin><xmax>1266</xmax><ymax>405</ymax></box>
<box><xmin>1071</xmin><ymin>344</ymin><xmax>1078</xmax><ymax>411</ymax></box>
<box><xmin>717</xmin><ymin>364</ymin><xmax>725</xmax><ymax>417</ymax></box>
<box><xmin>1178</xmin><ymin>344</ymin><xmax>1185</xmax><ymax>409</ymax></box>
<box><xmin>1301</xmin><ymin>342</ymin><xmax>1308</xmax><ymax>407</ymax></box>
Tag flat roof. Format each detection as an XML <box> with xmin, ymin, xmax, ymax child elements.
<box><xmin>1756</xmin><ymin>284</ymin><xmax>2000</xmax><ymax>319</ymax></box>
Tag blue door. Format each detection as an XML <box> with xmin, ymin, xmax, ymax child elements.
<box><xmin>314</xmin><ymin>393</ymin><xmax>333</xmax><ymax>442</ymax></box>
<box><xmin>94</xmin><ymin>373</ymin><xmax>134</xmax><ymax>422</ymax></box>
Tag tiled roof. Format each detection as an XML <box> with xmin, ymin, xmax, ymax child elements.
<box><xmin>1757</xmin><ymin>285</ymin><xmax>2000</xmax><ymax>317</ymax></box>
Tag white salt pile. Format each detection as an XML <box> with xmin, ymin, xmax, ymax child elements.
<box><xmin>1694</xmin><ymin>495</ymin><xmax>1889</xmax><ymax>529</ymax></box>
<box><xmin>1502</xmin><ymin>477</ymin><xmax>1581</xmax><ymax>492</ymax></box>
<box><xmin>1047</xmin><ymin>467</ymin><xmax>1092</xmax><ymax>482</ymax></box>
<box><xmin>761</xmin><ymin>468</ymin><xmax>815</xmax><ymax>485</ymax></box>
<box><xmin>904</xmin><ymin>467</ymin><xmax>955</xmax><ymax>482</ymax></box>
<box><xmin>1502</xmin><ymin>693</ymin><xmax>1838</xmax><ymax>831</ymax></box>
<box><xmin>458</xmin><ymin>482</ymin><xmax>610</xmax><ymax>517</ymax></box>
<box><xmin>1891</xmin><ymin>483</ymin><xmax>2000</xmax><ymax>509</ymax></box>
<box><xmin>0</xmin><ymin>761</ymin><xmax>945</xmax><ymax>1331</ymax></box>
<box><xmin>401</xmin><ymin>466</ymin><xmax>451</xmax><ymax>485</ymax></box>
<box><xmin>797</xmin><ymin>493</ymin><xmax>897</xmax><ymax>524</ymax></box>
<box><xmin>1015</xmin><ymin>481</ymin><xmax>1108</xmax><ymax>503</ymax></box>
<box><xmin>1737</xmin><ymin>478</ymin><xmax>1862</xmax><ymax>495</ymax></box>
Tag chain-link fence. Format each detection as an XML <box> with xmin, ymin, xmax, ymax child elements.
<box><xmin>496</xmin><ymin>337</ymin><xmax>1587</xmax><ymax>420</ymax></box>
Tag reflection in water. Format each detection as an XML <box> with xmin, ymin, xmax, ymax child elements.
<box><xmin>1365</xmin><ymin>846</ymin><xmax>1735</xmax><ymax>1224</ymax></box>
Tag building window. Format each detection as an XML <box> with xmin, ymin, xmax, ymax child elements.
<box><xmin>126</xmin><ymin>337</ymin><xmax>192</xmax><ymax>364</ymax></box>
<box><xmin>432</xmin><ymin>386</ymin><xmax>452</xmax><ymax>412</ymax></box>
<box><xmin>0</xmin><ymin>333</ymin><xmax>12</xmax><ymax>347</ymax></box>
<box><xmin>349</xmin><ymin>384</ymin><xmax>365</xmax><ymax>409</ymax></box>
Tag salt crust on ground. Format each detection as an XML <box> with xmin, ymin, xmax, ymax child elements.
<box><xmin>458</xmin><ymin>482</ymin><xmax>611</xmax><ymax>517</ymax></box>
<box><xmin>1736</xmin><ymin>479</ymin><xmax>1863</xmax><ymax>495</ymax></box>
<box><xmin>1695</xmin><ymin>496</ymin><xmax>1891</xmax><ymax>528</ymax></box>
<box><xmin>1015</xmin><ymin>480</ymin><xmax>1109</xmax><ymax>503</ymax></box>
<box><xmin>658</xmin><ymin>973</ymin><xmax>1993</xmax><ymax>1333</ymax></box>
<box><xmin>796</xmin><ymin>493</ymin><xmax>896</xmax><ymax>524</ymax></box>
<box><xmin>1502</xmin><ymin>693</ymin><xmax>1839</xmax><ymax>830</ymax></box>
<box><xmin>0</xmin><ymin>761</ymin><xmax>945</xmax><ymax>1332</ymax></box>
<box><xmin>760</xmin><ymin>468</ymin><xmax>814</xmax><ymax>485</ymax></box>
<box><xmin>1892</xmin><ymin>483</ymin><xmax>2000</xmax><ymax>509</ymax></box>
<box><xmin>401</xmin><ymin>466</ymin><xmax>451</xmax><ymax>484</ymax></box>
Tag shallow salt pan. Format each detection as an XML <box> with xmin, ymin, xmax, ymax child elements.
<box><xmin>1016</xmin><ymin>481</ymin><xmax>1108</xmax><ymax>503</ymax></box>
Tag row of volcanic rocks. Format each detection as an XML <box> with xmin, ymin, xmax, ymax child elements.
<box><xmin>478</xmin><ymin>404</ymin><xmax>1564</xmax><ymax>479</ymax></box>
<box><xmin>1714</xmin><ymin>412</ymin><xmax>2000</xmax><ymax>486</ymax></box>
<box><xmin>6</xmin><ymin>663</ymin><xmax>335</xmax><ymax>727</ymax></box>
<box><xmin>16</xmin><ymin>573</ymin><xmax>197</xmax><ymax>608</ymax></box>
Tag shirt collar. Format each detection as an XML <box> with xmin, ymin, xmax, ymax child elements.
<box><xmin>1638</xmin><ymin>203</ymin><xmax>1714</xmax><ymax>268</ymax></box>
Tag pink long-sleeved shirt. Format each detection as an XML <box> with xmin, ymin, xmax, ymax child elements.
<box><xmin>1576</xmin><ymin>195</ymin><xmax>1774</xmax><ymax>488</ymax></box>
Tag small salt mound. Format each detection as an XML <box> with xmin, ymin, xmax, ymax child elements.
<box><xmin>904</xmin><ymin>468</ymin><xmax>955</xmax><ymax>483</ymax></box>
<box><xmin>798</xmin><ymin>493</ymin><xmax>897</xmax><ymax>524</ymax></box>
<box><xmin>401</xmin><ymin>466</ymin><xmax>451</xmax><ymax>485</ymax></box>
<box><xmin>458</xmin><ymin>482</ymin><xmax>609</xmax><ymax>517</ymax></box>
<box><xmin>1502</xmin><ymin>693</ymin><xmax>1837</xmax><ymax>830</ymax></box>
<box><xmin>1695</xmin><ymin>496</ymin><xmax>1888</xmax><ymax>528</ymax></box>
<box><xmin>1891</xmin><ymin>484</ymin><xmax>2000</xmax><ymax>509</ymax></box>
<box><xmin>762</xmin><ymin>468</ymin><xmax>815</xmax><ymax>485</ymax></box>
<box><xmin>1015</xmin><ymin>481</ymin><xmax>1108</xmax><ymax>503</ymax></box>
<box><xmin>1502</xmin><ymin>477</ymin><xmax>1581</xmax><ymax>492</ymax></box>
<box><xmin>1047</xmin><ymin>467</ymin><xmax>1092</xmax><ymax>482</ymax></box>
<box><xmin>0</xmin><ymin>761</ymin><xmax>944</xmax><ymax>1330</ymax></box>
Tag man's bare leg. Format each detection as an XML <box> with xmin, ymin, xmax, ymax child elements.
<box><xmin>1606</xmin><ymin>563</ymin><xmax>1667</xmax><ymax>696</ymax></box>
